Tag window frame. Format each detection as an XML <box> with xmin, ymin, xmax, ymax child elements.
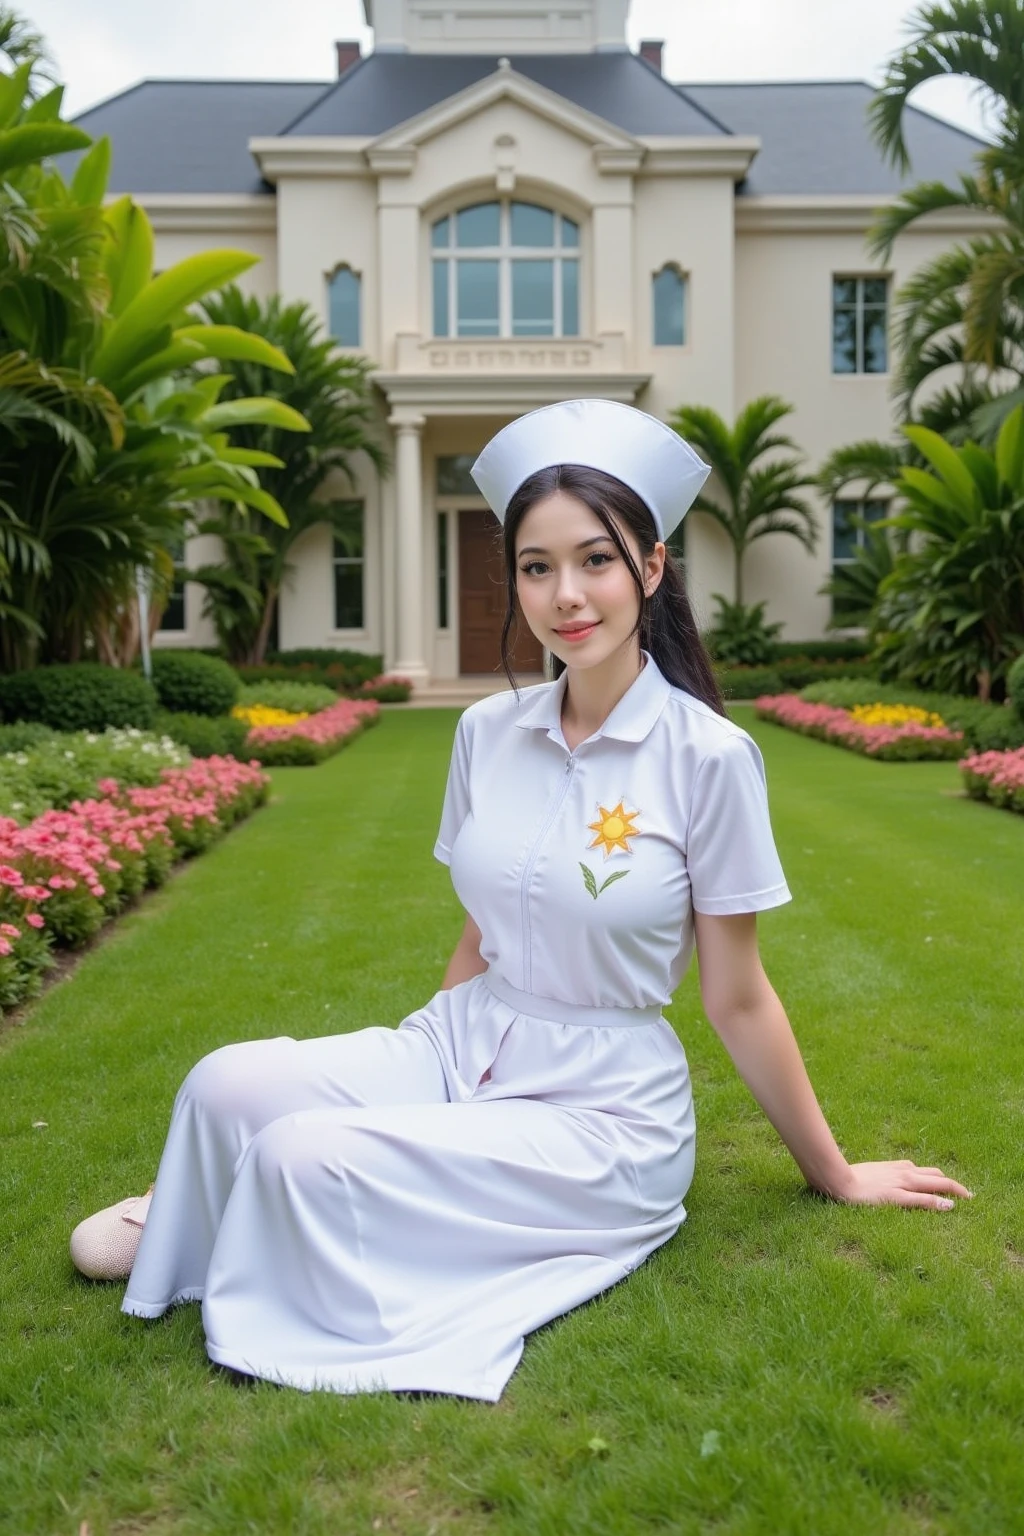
<box><xmin>831</xmin><ymin>496</ymin><xmax>890</xmax><ymax>568</ymax></box>
<box><xmin>430</xmin><ymin>199</ymin><xmax>581</xmax><ymax>340</ymax></box>
<box><xmin>326</xmin><ymin>263</ymin><xmax>362</xmax><ymax>349</ymax></box>
<box><xmin>831</xmin><ymin>274</ymin><xmax>889</xmax><ymax>375</ymax></box>
<box><xmin>652</xmin><ymin>262</ymin><xmax>687</xmax><ymax>348</ymax></box>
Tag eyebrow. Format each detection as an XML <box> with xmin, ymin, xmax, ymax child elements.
<box><xmin>517</xmin><ymin>536</ymin><xmax>613</xmax><ymax>556</ymax></box>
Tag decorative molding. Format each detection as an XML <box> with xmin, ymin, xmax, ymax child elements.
<box><xmin>249</xmin><ymin>136</ymin><xmax>372</xmax><ymax>182</ymax></box>
<box><xmin>391</xmin><ymin>330</ymin><xmax>629</xmax><ymax>372</ymax></box>
<box><xmin>735</xmin><ymin>194</ymin><xmax>1004</xmax><ymax>235</ymax></box>
<box><xmin>129</xmin><ymin>193</ymin><xmax>279</xmax><ymax>234</ymax></box>
<box><xmin>638</xmin><ymin>136</ymin><xmax>761</xmax><ymax>181</ymax></box>
<box><xmin>374</xmin><ymin>371</ymin><xmax>651</xmax><ymax>413</ymax></box>
<box><xmin>365</xmin><ymin>146</ymin><xmax>419</xmax><ymax>175</ymax></box>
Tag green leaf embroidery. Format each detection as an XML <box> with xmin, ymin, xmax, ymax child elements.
<box><xmin>598</xmin><ymin>870</ymin><xmax>630</xmax><ymax>895</ymax></box>
<box><xmin>579</xmin><ymin>862</ymin><xmax>598</xmax><ymax>900</ymax></box>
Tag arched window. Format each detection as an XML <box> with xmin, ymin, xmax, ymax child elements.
<box><xmin>431</xmin><ymin>200</ymin><xmax>579</xmax><ymax>340</ymax></box>
<box><xmin>327</xmin><ymin>266</ymin><xmax>361</xmax><ymax>347</ymax></box>
<box><xmin>652</xmin><ymin>264</ymin><xmax>685</xmax><ymax>347</ymax></box>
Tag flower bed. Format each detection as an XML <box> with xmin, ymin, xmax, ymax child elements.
<box><xmin>0</xmin><ymin>726</ymin><xmax>190</xmax><ymax>824</ymax></box>
<box><xmin>755</xmin><ymin>694</ymin><xmax>964</xmax><ymax>760</ymax></box>
<box><xmin>0</xmin><ymin>757</ymin><xmax>269</xmax><ymax>1014</ymax></box>
<box><xmin>959</xmin><ymin>747</ymin><xmax>1024</xmax><ymax>814</ymax></box>
<box><xmin>244</xmin><ymin>697</ymin><xmax>380</xmax><ymax>766</ymax></box>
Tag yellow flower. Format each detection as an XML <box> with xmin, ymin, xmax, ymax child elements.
<box><xmin>231</xmin><ymin>705</ymin><xmax>310</xmax><ymax>728</ymax></box>
<box><xmin>848</xmin><ymin>703</ymin><xmax>946</xmax><ymax>728</ymax></box>
<box><xmin>587</xmin><ymin>801</ymin><xmax>641</xmax><ymax>858</ymax></box>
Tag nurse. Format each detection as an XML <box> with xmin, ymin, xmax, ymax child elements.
<box><xmin>71</xmin><ymin>399</ymin><xmax>971</xmax><ymax>1401</ymax></box>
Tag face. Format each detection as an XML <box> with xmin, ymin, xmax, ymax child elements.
<box><xmin>514</xmin><ymin>490</ymin><xmax>665</xmax><ymax>672</ymax></box>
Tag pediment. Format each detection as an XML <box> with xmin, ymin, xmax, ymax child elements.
<box><xmin>367</xmin><ymin>62</ymin><xmax>641</xmax><ymax>159</ymax></box>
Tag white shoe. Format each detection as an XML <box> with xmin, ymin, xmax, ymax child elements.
<box><xmin>70</xmin><ymin>1188</ymin><xmax>153</xmax><ymax>1281</ymax></box>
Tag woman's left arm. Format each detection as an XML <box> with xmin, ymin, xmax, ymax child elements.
<box><xmin>694</xmin><ymin>911</ymin><xmax>972</xmax><ymax>1210</ymax></box>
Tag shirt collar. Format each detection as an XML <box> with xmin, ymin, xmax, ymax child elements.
<box><xmin>513</xmin><ymin>650</ymin><xmax>671</xmax><ymax>747</ymax></box>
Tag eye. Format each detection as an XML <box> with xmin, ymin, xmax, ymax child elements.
<box><xmin>519</xmin><ymin>559</ymin><xmax>548</xmax><ymax>576</ymax></box>
<box><xmin>585</xmin><ymin>550</ymin><xmax>615</xmax><ymax>567</ymax></box>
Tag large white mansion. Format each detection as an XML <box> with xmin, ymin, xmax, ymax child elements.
<box><xmin>74</xmin><ymin>0</ymin><xmax>985</xmax><ymax>683</ymax></box>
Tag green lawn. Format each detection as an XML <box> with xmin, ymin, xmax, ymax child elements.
<box><xmin>1</xmin><ymin>708</ymin><xmax>1022</xmax><ymax>1535</ymax></box>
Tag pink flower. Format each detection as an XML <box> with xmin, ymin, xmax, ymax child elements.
<box><xmin>0</xmin><ymin>938</ymin><xmax>11</xmax><ymax>956</ymax></box>
<box><xmin>24</xmin><ymin>913</ymin><xmax>45</xmax><ymax>930</ymax></box>
<box><xmin>0</xmin><ymin>865</ymin><xmax>24</xmax><ymax>887</ymax></box>
<box><xmin>0</xmin><ymin>923</ymin><xmax>20</xmax><ymax>939</ymax></box>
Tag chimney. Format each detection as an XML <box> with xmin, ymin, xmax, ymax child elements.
<box><xmin>335</xmin><ymin>40</ymin><xmax>362</xmax><ymax>76</ymax></box>
<box><xmin>639</xmin><ymin>39</ymin><xmax>663</xmax><ymax>74</ymax></box>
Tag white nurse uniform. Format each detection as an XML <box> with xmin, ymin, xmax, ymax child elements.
<box><xmin>122</xmin><ymin>652</ymin><xmax>791</xmax><ymax>1401</ymax></box>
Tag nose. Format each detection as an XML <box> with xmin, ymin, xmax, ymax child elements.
<box><xmin>553</xmin><ymin>563</ymin><xmax>585</xmax><ymax>609</ymax></box>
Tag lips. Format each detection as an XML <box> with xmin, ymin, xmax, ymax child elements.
<box><xmin>554</xmin><ymin>621</ymin><xmax>599</xmax><ymax>640</ymax></box>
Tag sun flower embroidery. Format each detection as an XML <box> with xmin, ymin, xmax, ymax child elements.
<box><xmin>580</xmin><ymin>801</ymin><xmax>641</xmax><ymax>900</ymax></box>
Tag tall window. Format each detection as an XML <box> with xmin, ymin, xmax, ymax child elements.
<box><xmin>832</xmin><ymin>277</ymin><xmax>888</xmax><ymax>374</ymax></box>
<box><xmin>832</xmin><ymin>498</ymin><xmax>888</xmax><ymax>572</ymax></box>
<box><xmin>652</xmin><ymin>264</ymin><xmax>686</xmax><ymax>346</ymax></box>
<box><xmin>328</xmin><ymin>266</ymin><xmax>361</xmax><ymax>348</ymax></box>
<box><xmin>159</xmin><ymin>534</ymin><xmax>186</xmax><ymax>632</ymax></box>
<box><xmin>332</xmin><ymin>502</ymin><xmax>364</xmax><ymax>629</ymax></box>
<box><xmin>432</xmin><ymin>201</ymin><xmax>579</xmax><ymax>339</ymax></box>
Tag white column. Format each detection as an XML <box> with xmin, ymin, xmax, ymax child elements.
<box><xmin>389</xmin><ymin>411</ymin><xmax>430</xmax><ymax>688</ymax></box>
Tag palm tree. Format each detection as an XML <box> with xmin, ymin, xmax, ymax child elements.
<box><xmin>867</xmin><ymin>2</ymin><xmax>1024</xmax><ymax>435</ymax></box>
<box><xmin>191</xmin><ymin>287</ymin><xmax>386</xmax><ymax>664</ymax></box>
<box><xmin>0</xmin><ymin>5</ymin><xmax>58</xmax><ymax>97</ymax></box>
<box><xmin>668</xmin><ymin>396</ymin><xmax>818</xmax><ymax>607</ymax></box>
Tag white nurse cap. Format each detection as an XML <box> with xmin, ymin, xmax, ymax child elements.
<box><xmin>469</xmin><ymin>398</ymin><xmax>711</xmax><ymax>541</ymax></box>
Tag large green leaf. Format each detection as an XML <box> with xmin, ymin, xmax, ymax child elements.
<box><xmin>199</xmin><ymin>398</ymin><xmax>311</xmax><ymax>434</ymax></box>
<box><xmin>22</xmin><ymin>85</ymin><xmax>65</xmax><ymax>125</ymax></box>
<box><xmin>70</xmin><ymin>135</ymin><xmax>111</xmax><ymax>205</ymax></box>
<box><xmin>201</xmin><ymin>481</ymin><xmax>289</xmax><ymax>527</ymax></box>
<box><xmin>0</xmin><ymin>62</ymin><xmax>32</xmax><ymax>129</ymax></box>
<box><xmin>995</xmin><ymin>405</ymin><xmax>1024</xmax><ymax>492</ymax></box>
<box><xmin>902</xmin><ymin>425</ymin><xmax>981</xmax><ymax>513</ymax></box>
<box><xmin>218</xmin><ymin>447</ymin><xmax>287</xmax><ymax>469</ymax></box>
<box><xmin>897</xmin><ymin>466</ymin><xmax>964</xmax><ymax>517</ymax></box>
<box><xmin>114</xmin><ymin>340</ymin><xmax>208</xmax><ymax>400</ymax></box>
<box><xmin>175</xmin><ymin>324</ymin><xmax>295</xmax><ymax>374</ymax></box>
<box><xmin>93</xmin><ymin>248</ymin><xmax>259</xmax><ymax>387</ymax></box>
<box><xmin>0</xmin><ymin>122</ymin><xmax>91</xmax><ymax>174</ymax></box>
<box><xmin>103</xmin><ymin>196</ymin><xmax>155</xmax><ymax>319</ymax></box>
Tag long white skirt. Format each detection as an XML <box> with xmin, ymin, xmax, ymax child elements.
<box><xmin>122</xmin><ymin>971</ymin><xmax>696</xmax><ymax>1401</ymax></box>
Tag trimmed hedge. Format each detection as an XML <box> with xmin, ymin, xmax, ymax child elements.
<box><xmin>799</xmin><ymin>679</ymin><xmax>1024</xmax><ymax>753</ymax></box>
<box><xmin>717</xmin><ymin>658</ymin><xmax>877</xmax><ymax>700</ymax></box>
<box><xmin>0</xmin><ymin>721</ymin><xmax>56</xmax><ymax>753</ymax></box>
<box><xmin>236</xmin><ymin>680</ymin><xmax>338</xmax><ymax>714</ymax></box>
<box><xmin>153</xmin><ymin>710</ymin><xmax>251</xmax><ymax>760</ymax></box>
<box><xmin>0</xmin><ymin>664</ymin><xmax>157</xmax><ymax>732</ymax></box>
<box><xmin>773</xmin><ymin>640</ymin><xmax>871</xmax><ymax>661</ymax></box>
<box><xmin>150</xmin><ymin>650</ymin><xmax>240</xmax><ymax>717</ymax></box>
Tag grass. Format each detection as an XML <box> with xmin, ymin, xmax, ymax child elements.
<box><xmin>1</xmin><ymin>706</ymin><xmax>1022</xmax><ymax>1535</ymax></box>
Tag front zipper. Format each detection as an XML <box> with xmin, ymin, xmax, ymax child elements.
<box><xmin>519</xmin><ymin>751</ymin><xmax>577</xmax><ymax>991</ymax></box>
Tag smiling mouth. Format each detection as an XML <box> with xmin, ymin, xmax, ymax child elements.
<box><xmin>554</xmin><ymin>622</ymin><xmax>600</xmax><ymax>638</ymax></box>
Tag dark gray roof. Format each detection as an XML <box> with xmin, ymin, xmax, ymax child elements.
<box><xmin>68</xmin><ymin>80</ymin><xmax>331</xmax><ymax>193</ymax></box>
<box><xmin>62</xmin><ymin>67</ymin><xmax>987</xmax><ymax>198</ymax></box>
<box><xmin>283</xmin><ymin>52</ymin><xmax>724</xmax><ymax>137</ymax></box>
<box><xmin>678</xmin><ymin>81</ymin><xmax>986</xmax><ymax>195</ymax></box>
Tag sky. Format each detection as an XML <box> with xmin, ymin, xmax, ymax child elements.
<box><xmin>19</xmin><ymin>0</ymin><xmax>1002</xmax><ymax>142</ymax></box>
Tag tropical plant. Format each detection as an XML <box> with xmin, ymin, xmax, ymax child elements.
<box><xmin>0</xmin><ymin>5</ymin><xmax>58</xmax><ymax>97</ymax></box>
<box><xmin>668</xmin><ymin>396</ymin><xmax>818</xmax><ymax>608</ymax></box>
<box><xmin>187</xmin><ymin>286</ymin><xmax>386</xmax><ymax>664</ymax></box>
<box><xmin>867</xmin><ymin>1</ymin><xmax>1024</xmax><ymax>438</ymax></box>
<box><xmin>873</xmin><ymin>406</ymin><xmax>1024</xmax><ymax>698</ymax></box>
<box><xmin>0</xmin><ymin>57</ymin><xmax>310</xmax><ymax>671</ymax></box>
<box><xmin>704</xmin><ymin>596</ymin><xmax>782</xmax><ymax>666</ymax></box>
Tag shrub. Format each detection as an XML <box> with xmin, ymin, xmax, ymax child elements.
<box><xmin>149</xmin><ymin>650</ymin><xmax>240</xmax><ymax>717</ymax></box>
<box><xmin>154</xmin><ymin>710</ymin><xmax>251</xmax><ymax>761</ymax></box>
<box><xmin>0</xmin><ymin>665</ymin><xmax>157</xmax><ymax>732</ymax></box>
<box><xmin>1008</xmin><ymin>655</ymin><xmax>1024</xmax><ymax>724</ymax></box>
<box><xmin>705</xmin><ymin>598</ymin><xmax>783</xmax><ymax>667</ymax></box>
<box><xmin>717</xmin><ymin>666</ymin><xmax>784</xmax><ymax>700</ymax></box>
<box><xmin>266</xmin><ymin>647</ymin><xmax>383</xmax><ymax>685</ymax></box>
<box><xmin>0</xmin><ymin>722</ymin><xmax>57</xmax><ymax>753</ymax></box>
<box><xmin>356</xmin><ymin>678</ymin><xmax>413</xmax><ymax>703</ymax></box>
<box><xmin>799</xmin><ymin>679</ymin><xmax>1024</xmax><ymax>752</ymax></box>
<box><xmin>236</xmin><ymin>680</ymin><xmax>338</xmax><ymax>714</ymax></box>
<box><xmin>773</xmin><ymin>640</ymin><xmax>871</xmax><ymax>661</ymax></box>
<box><xmin>775</xmin><ymin>658</ymin><xmax>878</xmax><ymax>689</ymax></box>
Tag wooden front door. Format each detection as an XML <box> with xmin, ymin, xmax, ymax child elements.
<box><xmin>458</xmin><ymin>508</ymin><xmax>544</xmax><ymax>676</ymax></box>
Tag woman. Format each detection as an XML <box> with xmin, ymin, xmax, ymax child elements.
<box><xmin>72</xmin><ymin>398</ymin><xmax>970</xmax><ymax>1401</ymax></box>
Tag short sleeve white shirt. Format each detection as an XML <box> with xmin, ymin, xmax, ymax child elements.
<box><xmin>435</xmin><ymin>652</ymin><xmax>791</xmax><ymax>1011</ymax></box>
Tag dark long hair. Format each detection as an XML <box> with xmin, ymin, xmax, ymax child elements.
<box><xmin>499</xmin><ymin>464</ymin><xmax>725</xmax><ymax>716</ymax></box>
